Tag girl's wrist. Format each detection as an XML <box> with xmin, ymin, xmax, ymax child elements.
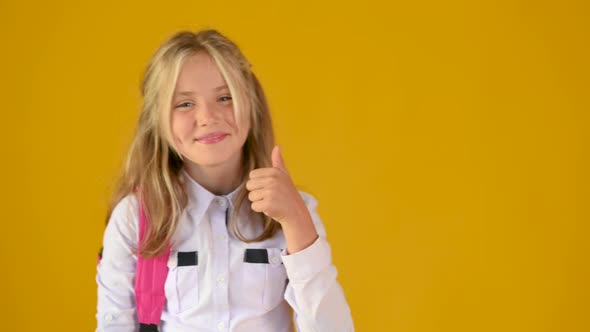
<box><xmin>280</xmin><ymin>210</ymin><xmax>318</xmax><ymax>255</ymax></box>
<box><xmin>279</xmin><ymin>203</ymin><xmax>312</xmax><ymax>227</ymax></box>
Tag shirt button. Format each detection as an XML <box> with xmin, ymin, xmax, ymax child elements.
<box><xmin>217</xmin><ymin>322</ymin><xmax>225</xmax><ymax>330</ymax></box>
<box><xmin>218</xmin><ymin>197</ymin><xmax>227</xmax><ymax>208</ymax></box>
<box><xmin>104</xmin><ymin>314</ymin><xmax>113</xmax><ymax>322</ymax></box>
<box><xmin>218</xmin><ymin>234</ymin><xmax>228</xmax><ymax>241</ymax></box>
<box><xmin>270</xmin><ymin>256</ymin><xmax>280</xmax><ymax>264</ymax></box>
<box><xmin>217</xmin><ymin>275</ymin><xmax>225</xmax><ymax>284</ymax></box>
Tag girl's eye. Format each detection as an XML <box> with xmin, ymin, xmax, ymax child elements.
<box><xmin>176</xmin><ymin>102</ymin><xmax>194</xmax><ymax>109</ymax></box>
<box><xmin>218</xmin><ymin>96</ymin><xmax>232</xmax><ymax>102</ymax></box>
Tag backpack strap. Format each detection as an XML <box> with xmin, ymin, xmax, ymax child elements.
<box><xmin>135</xmin><ymin>197</ymin><xmax>171</xmax><ymax>332</ymax></box>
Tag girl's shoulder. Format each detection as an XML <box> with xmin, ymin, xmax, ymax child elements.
<box><xmin>105</xmin><ymin>192</ymin><xmax>140</xmax><ymax>244</ymax></box>
<box><xmin>111</xmin><ymin>192</ymin><xmax>140</xmax><ymax>222</ymax></box>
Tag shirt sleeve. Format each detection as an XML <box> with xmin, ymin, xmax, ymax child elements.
<box><xmin>96</xmin><ymin>194</ymin><xmax>139</xmax><ymax>332</ymax></box>
<box><xmin>281</xmin><ymin>192</ymin><xmax>355</xmax><ymax>332</ymax></box>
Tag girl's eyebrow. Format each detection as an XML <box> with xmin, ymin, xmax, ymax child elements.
<box><xmin>175</xmin><ymin>91</ymin><xmax>195</xmax><ymax>97</ymax></box>
<box><xmin>174</xmin><ymin>85</ymin><xmax>229</xmax><ymax>97</ymax></box>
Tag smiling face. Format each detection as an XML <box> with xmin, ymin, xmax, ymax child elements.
<box><xmin>170</xmin><ymin>51</ymin><xmax>251</xmax><ymax>172</ymax></box>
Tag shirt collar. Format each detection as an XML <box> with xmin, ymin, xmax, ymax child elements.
<box><xmin>181</xmin><ymin>168</ymin><xmax>242</xmax><ymax>224</ymax></box>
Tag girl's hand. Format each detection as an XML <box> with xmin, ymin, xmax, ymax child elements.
<box><xmin>246</xmin><ymin>146</ymin><xmax>311</xmax><ymax>226</ymax></box>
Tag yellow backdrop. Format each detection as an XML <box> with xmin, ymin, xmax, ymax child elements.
<box><xmin>0</xmin><ymin>0</ymin><xmax>587</xmax><ymax>331</ymax></box>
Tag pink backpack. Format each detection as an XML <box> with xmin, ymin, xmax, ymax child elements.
<box><xmin>98</xmin><ymin>196</ymin><xmax>170</xmax><ymax>332</ymax></box>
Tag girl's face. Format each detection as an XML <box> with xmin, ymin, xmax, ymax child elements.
<box><xmin>170</xmin><ymin>51</ymin><xmax>250</xmax><ymax>172</ymax></box>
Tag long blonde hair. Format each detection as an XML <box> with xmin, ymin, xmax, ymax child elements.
<box><xmin>106</xmin><ymin>29</ymin><xmax>279</xmax><ymax>258</ymax></box>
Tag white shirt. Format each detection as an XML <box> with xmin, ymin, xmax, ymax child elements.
<box><xmin>96</xmin><ymin>169</ymin><xmax>354</xmax><ymax>332</ymax></box>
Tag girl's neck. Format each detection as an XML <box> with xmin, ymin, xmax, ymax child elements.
<box><xmin>183</xmin><ymin>159</ymin><xmax>244</xmax><ymax>196</ymax></box>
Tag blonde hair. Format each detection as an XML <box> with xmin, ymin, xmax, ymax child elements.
<box><xmin>106</xmin><ymin>29</ymin><xmax>279</xmax><ymax>258</ymax></box>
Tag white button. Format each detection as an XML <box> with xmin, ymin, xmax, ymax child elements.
<box><xmin>218</xmin><ymin>234</ymin><xmax>227</xmax><ymax>241</ymax></box>
<box><xmin>270</xmin><ymin>256</ymin><xmax>280</xmax><ymax>264</ymax></box>
<box><xmin>217</xmin><ymin>322</ymin><xmax>225</xmax><ymax>330</ymax></box>
<box><xmin>218</xmin><ymin>197</ymin><xmax>227</xmax><ymax>208</ymax></box>
<box><xmin>217</xmin><ymin>275</ymin><xmax>225</xmax><ymax>283</ymax></box>
<box><xmin>104</xmin><ymin>314</ymin><xmax>113</xmax><ymax>322</ymax></box>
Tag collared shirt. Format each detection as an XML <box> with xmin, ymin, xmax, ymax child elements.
<box><xmin>96</xmin><ymin>169</ymin><xmax>354</xmax><ymax>332</ymax></box>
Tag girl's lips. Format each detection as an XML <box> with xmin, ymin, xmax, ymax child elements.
<box><xmin>196</xmin><ymin>134</ymin><xmax>228</xmax><ymax>144</ymax></box>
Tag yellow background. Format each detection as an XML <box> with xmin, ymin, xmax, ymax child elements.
<box><xmin>0</xmin><ymin>0</ymin><xmax>588</xmax><ymax>331</ymax></box>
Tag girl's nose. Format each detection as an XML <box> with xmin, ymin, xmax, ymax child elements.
<box><xmin>195</xmin><ymin>102</ymin><xmax>219</xmax><ymax>126</ymax></box>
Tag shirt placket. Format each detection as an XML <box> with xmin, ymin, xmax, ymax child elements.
<box><xmin>210</xmin><ymin>196</ymin><xmax>230</xmax><ymax>331</ymax></box>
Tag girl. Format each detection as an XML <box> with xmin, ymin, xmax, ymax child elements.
<box><xmin>96</xmin><ymin>29</ymin><xmax>354</xmax><ymax>332</ymax></box>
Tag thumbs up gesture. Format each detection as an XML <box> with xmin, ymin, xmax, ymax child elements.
<box><xmin>246</xmin><ymin>145</ymin><xmax>310</xmax><ymax>226</ymax></box>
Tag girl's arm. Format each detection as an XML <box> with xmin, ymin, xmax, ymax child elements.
<box><xmin>246</xmin><ymin>146</ymin><xmax>354</xmax><ymax>331</ymax></box>
<box><xmin>281</xmin><ymin>192</ymin><xmax>355</xmax><ymax>332</ymax></box>
<box><xmin>96</xmin><ymin>195</ymin><xmax>139</xmax><ymax>332</ymax></box>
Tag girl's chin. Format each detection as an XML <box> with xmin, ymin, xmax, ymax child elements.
<box><xmin>184</xmin><ymin>155</ymin><xmax>233</xmax><ymax>168</ymax></box>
